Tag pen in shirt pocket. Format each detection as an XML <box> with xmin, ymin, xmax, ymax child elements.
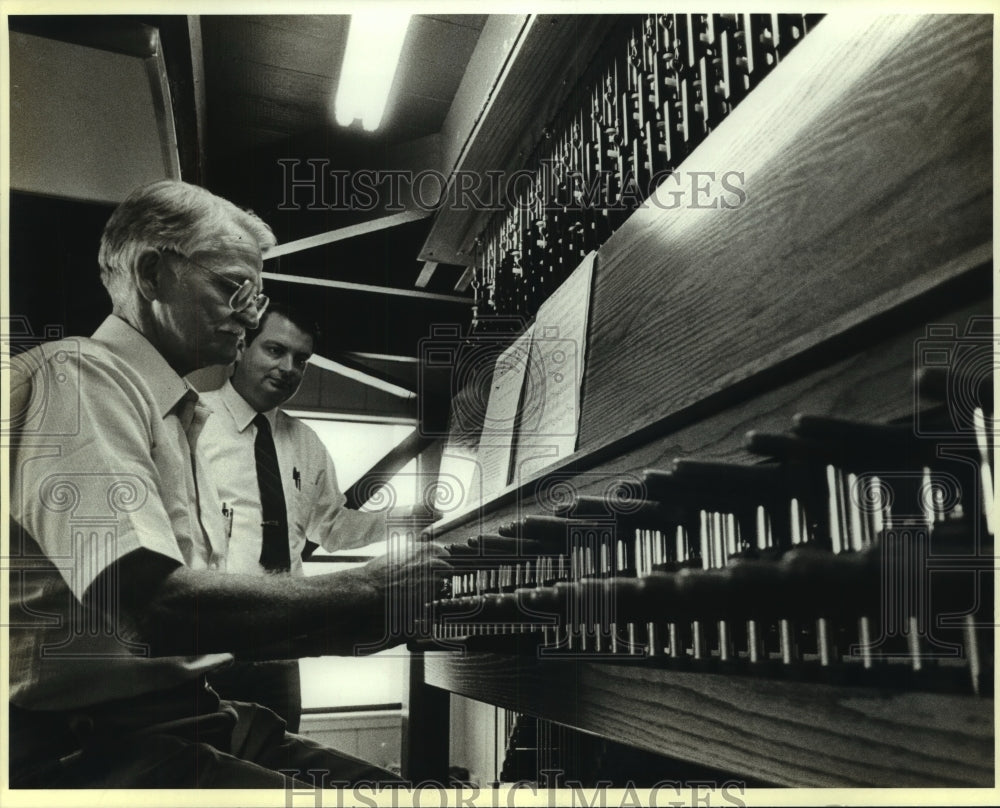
<box><xmin>293</xmin><ymin>467</ymin><xmax>301</xmax><ymax>490</ymax></box>
<box><xmin>222</xmin><ymin>503</ymin><xmax>234</xmax><ymax>538</ymax></box>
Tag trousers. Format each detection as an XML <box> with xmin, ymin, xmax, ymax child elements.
<box><xmin>9</xmin><ymin>677</ymin><xmax>404</xmax><ymax>789</ymax></box>
<box><xmin>208</xmin><ymin>659</ymin><xmax>303</xmax><ymax>732</ymax></box>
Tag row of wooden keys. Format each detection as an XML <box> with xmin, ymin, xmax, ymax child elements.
<box><xmin>424</xmin><ymin>403</ymin><xmax>993</xmax><ymax>695</ymax></box>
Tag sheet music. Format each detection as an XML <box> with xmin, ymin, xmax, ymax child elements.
<box><xmin>477</xmin><ymin>325</ymin><xmax>535</xmax><ymax>498</ymax></box>
<box><xmin>435</xmin><ymin>444</ymin><xmax>482</xmax><ymax>516</ymax></box>
<box><xmin>513</xmin><ymin>251</ymin><xmax>597</xmax><ymax>482</ymax></box>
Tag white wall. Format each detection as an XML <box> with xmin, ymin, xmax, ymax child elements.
<box><xmin>9</xmin><ymin>31</ymin><xmax>177</xmax><ymax>203</ymax></box>
<box><xmin>299</xmin><ymin>711</ymin><xmax>402</xmax><ymax>774</ymax></box>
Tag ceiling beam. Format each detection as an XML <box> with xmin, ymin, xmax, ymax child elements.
<box><xmin>261</xmin><ymin>271</ymin><xmax>470</xmax><ymax>303</ymax></box>
<box><xmin>343</xmin><ymin>428</ymin><xmax>439</xmax><ymax>510</ymax></box>
<box><xmin>454</xmin><ymin>266</ymin><xmax>475</xmax><ymax>293</ymax></box>
<box><xmin>185</xmin><ymin>16</ymin><xmax>207</xmax><ymax>184</ymax></box>
<box><xmin>264</xmin><ymin>208</ymin><xmax>431</xmax><ymax>259</ymax></box>
<box><xmin>343</xmin><ymin>351</ymin><xmax>420</xmax><ymax>364</ymax></box>
<box><xmin>414</xmin><ymin>261</ymin><xmax>438</xmax><ymax>288</ymax></box>
<box><xmin>307</xmin><ymin>354</ymin><xmax>416</xmax><ymax>399</ymax></box>
<box><xmin>148</xmin><ymin>16</ymin><xmax>203</xmax><ymax>184</ymax></box>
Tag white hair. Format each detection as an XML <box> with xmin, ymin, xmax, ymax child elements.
<box><xmin>98</xmin><ymin>180</ymin><xmax>276</xmax><ymax>310</ymax></box>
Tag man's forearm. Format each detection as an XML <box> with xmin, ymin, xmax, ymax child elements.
<box><xmin>122</xmin><ymin>558</ymin><xmax>385</xmax><ymax>658</ymax></box>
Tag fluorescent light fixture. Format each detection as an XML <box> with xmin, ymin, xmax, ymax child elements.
<box><xmin>308</xmin><ymin>353</ymin><xmax>416</xmax><ymax>400</ymax></box>
<box><xmin>335</xmin><ymin>13</ymin><xmax>411</xmax><ymax>132</ymax></box>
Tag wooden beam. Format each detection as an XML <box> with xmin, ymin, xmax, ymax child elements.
<box><xmin>453</xmin><ymin>266</ymin><xmax>474</xmax><ymax>293</ymax></box>
<box><xmin>185</xmin><ymin>16</ymin><xmax>207</xmax><ymax>184</ymax></box>
<box><xmin>343</xmin><ymin>428</ymin><xmax>437</xmax><ymax>510</ymax></box>
<box><xmin>424</xmin><ymin>653</ymin><xmax>993</xmax><ymax>787</ymax></box>
<box><xmin>437</xmin><ymin>15</ymin><xmax>530</xmax><ymax>182</ymax></box>
<box><xmin>415</xmin><ymin>261</ymin><xmax>438</xmax><ymax>288</ymax></box>
<box><xmin>144</xmin><ymin>30</ymin><xmax>182</xmax><ymax>181</ymax></box>
<box><xmin>343</xmin><ymin>351</ymin><xmax>420</xmax><ymax>364</ymax></box>
<box><xmin>261</xmin><ymin>270</ymin><xmax>470</xmax><ymax>304</ymax></box>
<box><xmin>145</xmin><ymin>15</ymin><xmax>203</xmax><ymax>184</ymax></box>
<box><xmin>307</xmin><ymin>354</ymin><xmax>416</xmax><ymax>399</ymax></box>
<box><xmin>264</xmin><ymin>208</ymin><xmax>430</xmax><ymax>259</ymax></box>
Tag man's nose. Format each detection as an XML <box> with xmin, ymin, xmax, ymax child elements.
<box><xmin>233</xmin><ymin>307</ymin><xmax>260</xmax><ymax>330</ymax></box>
<box><xmin>278</xmin><ymin>354</ymin><xmax>298</xmax><ymax>374</ymax></box>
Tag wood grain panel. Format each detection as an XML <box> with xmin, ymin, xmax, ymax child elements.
<box><xmin>579</xmin><ymin>15</ymin><xmax>991</xmax><ymax>452</ymax></box>
<box><xmin>424</xmin><ymin>653</ymin><xmax>993</xmax><ymax>787</ymax></box>
<box><xmin>429</xmin><ymin>295</ymin><xmax>989</xmax><ymax>539</ymax></box>
<box><xmin>201</xmin><ymin>17</ymin><xmax>345</xmax><ymax>78</ymax></box>
<box><xmin>211</xmin><ymin>60</ymin><xmax>334</xmax><ymax>110</ymax></box>
<box><xmin>208</xmin><ymin>93</ymin><xmax>325</xmax><ymax>134</ymax></box>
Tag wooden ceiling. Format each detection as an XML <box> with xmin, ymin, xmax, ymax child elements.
<box><xmin>201</xmin><ymin>15</ymin><xmax>486</xmax><ymax>158</ymax></box>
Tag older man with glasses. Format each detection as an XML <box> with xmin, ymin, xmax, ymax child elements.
<box><xmin>160</xmin><ymin>247</ymin><xmax>272</xmax><ymax>317</ymax></box>
<box><xmin>8</xmin><ymin>179</ymin><xmax>448</xmax><ymax>789</ymax></box>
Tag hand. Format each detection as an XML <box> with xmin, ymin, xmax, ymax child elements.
<box><xmin>360</xmin><ymin>540</ymin><xmax>450</xmax><ymax>594</ymax></box>
<box><xmin>354</xmin><ymin>542</ymin><xmax>452</xmax><ymax>646</ymax></box>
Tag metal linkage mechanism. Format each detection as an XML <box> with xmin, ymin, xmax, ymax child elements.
<box><xmin>471</xmin><ymin>13</ymin><xmax>822</xmax><ymax>327</ymax></box>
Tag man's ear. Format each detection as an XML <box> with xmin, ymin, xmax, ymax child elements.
<box><xmin>135</xmin><ymin>249</ymin><xmax>164</xmax><ymax>302</ymax></box>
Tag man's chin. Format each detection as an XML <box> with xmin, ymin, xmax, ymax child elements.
<box><xmin>262</xmin><ymin>391</ymin><xmax>291</xmax><ymax>407</ymax></box>
<box><xmin>216</xmin><ymin>346</ymin><xmax>240</xmax><ymax>365</ymax></box>
<box><xmin>199</xmin><ymin>345</ymin><xmax>239</xmax><ymax>371</ymax></box>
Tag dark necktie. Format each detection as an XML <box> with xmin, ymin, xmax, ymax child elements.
<box><xmin>253</xmin><ymin>413</ymin><xmax>290</xmax><ymax>572</ymax></box>
<box><xmin>177</xmin><ymin>390</ymin><xmax>224</xmax><ymax>552</ymax></box>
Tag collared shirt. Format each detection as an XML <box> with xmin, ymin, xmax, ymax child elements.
<box><xmin>199</xmin><ymin>380</ymin><xmax>386</xmax><ymax>576</ymax></box>
<box><xmin>8</xmin><ymin>315</ymin><xmax>232</xmax><ymax>710</ymax></box>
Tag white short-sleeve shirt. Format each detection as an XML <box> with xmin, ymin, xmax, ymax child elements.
<box><xmin>199</xmin><ymin>380</ymin><xmax>387</xmax><ymax>576</ymax></box>
<box><xmin>9</xmin><ymin>315</ymin><xmax>232</xmax><ymax>710</ymax></box>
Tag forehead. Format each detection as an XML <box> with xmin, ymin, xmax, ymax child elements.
<box><xmin>256</xmin><ymin>313</ymin><xmax>314</xmax><ymax>352</ymax></box>
<box><xmin>196</xmin><ymin>222</ymin><xmax>265</xmax><ymax>270</ymax></box>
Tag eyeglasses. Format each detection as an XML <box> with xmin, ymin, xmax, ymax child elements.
<box><xmin>162</xmin><ymin>249</ymin><xmax>269</xmax><ymax>320</ymax></box>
